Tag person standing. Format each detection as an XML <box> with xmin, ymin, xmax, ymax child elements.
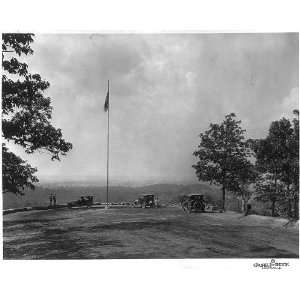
<box><xmin>49</xmin><ymin>194</ymin><xmax>53</xmax><ymax>207</ymax></box>
<box><xmin>53</xmin><ymin>194</ymin><xmax>57</xmax><ymax>207</ymax></box>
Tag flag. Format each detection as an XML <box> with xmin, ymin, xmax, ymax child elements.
<box><xmin>104</xmin><ymin>89</ymin><xmax>109</xmax><ymax>112</ymax></box>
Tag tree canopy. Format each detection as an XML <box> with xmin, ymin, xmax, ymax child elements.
<box><xmin>2</xmin><ymin>33</ymin><xmax>72</xmax><ymax>195</ymax></box>
<box><xmin>250</xmin><ymin>114</ymin><xmax>299</xmax><ymax>218</ymax></box>
<box><xmin>193</xmin><ymin>113</ymin><xmax>254</xmax><ymax>210</ymax></box>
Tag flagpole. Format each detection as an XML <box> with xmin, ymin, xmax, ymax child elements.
<box><xmin>106</xmin><ymin>80</ymin><xmax>110</xmax><ymax>208</ymax></box>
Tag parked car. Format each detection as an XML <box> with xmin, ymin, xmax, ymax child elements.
<box><xmin>67</xmin><ymin>196</ymin><xmax>94</xmax><ymax>208</ymax></box>
<box><xmin>180</xmin><ymin>194</ymin><xmax>223</xmax><ymax>213</ymax></box>
<box><xmin>134</xmin><ymin>194</ymin><xmax>158</xmax><ymax>208</ymax></box>
<box><xmin>180</xmin><ymin>194</ymin><xmax>205</xmax><ymax>213</ymax></box>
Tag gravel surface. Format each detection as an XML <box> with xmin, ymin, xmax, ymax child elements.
<box><xmin>3</xmin><ymin>207</ymin><xmax>299</xmax><ymax>259</ymax></box>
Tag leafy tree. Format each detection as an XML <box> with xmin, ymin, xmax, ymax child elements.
<box><xmin>251</xmin><ymin>115</ymin><xmax>299</xmax><ymax>218</ymax></box>
<box><xmin>290</xmin><ymin>110</ymin><xmax>299</xmax><ymax>219</ymax></box>
<box><xmin>2</xmin><ymin>33</ymin><xmax>72</xmax><ymax>195</ymax></box>
<box><xmin>228</xmin><ymin>161</ymin><xmax>257</xmax><ymax>212</ymax></box>
<box><xmin>2</xmin><ymin>144</ymin><xmax>38</xmax><ymax>194</ymax></box>
<box><xmin>193</xmin><ymin>113</ymin><xmax>253</xmax><ymax>210</ymax></box>
<box><xmin>251</xmin><ymin>119</ymin><xmax>289</xmax><ymax>216</ymax></box>
<box><xmin>254</xmin><ymin>173</ymin><xmax>287</xmax><ymax>217</ymax></box>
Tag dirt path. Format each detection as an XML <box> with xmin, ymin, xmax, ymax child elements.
<box><xmin>3</xmin><ymin>207</ymin><xmax>299</xmax><ymax>259</ymax></box>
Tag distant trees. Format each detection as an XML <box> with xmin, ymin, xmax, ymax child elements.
<box><xmin>2</xmin><ymin>33</ymin><xmax>72</xmax><ymax>195</ymax></box>
<box><xmin>193</xmin><ymin>113</ymin><xmax>254</xmax><ymax>210</ymax></box>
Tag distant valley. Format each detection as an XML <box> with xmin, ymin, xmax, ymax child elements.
<box><xmin>2</xmin><ymin>182</ymin><xmax>240</xmax><ymax>210</ymax></box>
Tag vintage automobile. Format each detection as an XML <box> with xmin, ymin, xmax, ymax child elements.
<box><xmin>67</xmin><ymin>195</ymin><xmax>94</xmax><ymax>208</ymax></box>
<box><xmin>180</xmin><ymin>194</ymin><xmax>206</xmax><ymax>213</ymax></box>
<box><xmin>134</xmin><ymin>194</ymin><xmax>158</xmax><ymax>208</ymax></box>
<box><xmin>180</xmin><ymin>194</ymin><xmax>222</xmax><ymax>213</ymax></box>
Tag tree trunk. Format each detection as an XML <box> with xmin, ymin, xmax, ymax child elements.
<box><xmin>241</xmin><ymin>196</ymin><xmax>246</xmax><ymax>213</ymax></box>
<box><xmin>287</xmin><ymin>185</ymin><xmax>292</xmax><ymax>218</ymax></box>
<box><xmin>271</xmin><ymin>198</ymin><xmax>275</xmax><ymax>217</ymax></box>
<box><xmin>240</xmin><ymin>198</ymin><xmax>244</xmax><ymax>212</ymax></box>
<box><xmin>222</xmin><ymin>185</ymin><xmax>226</xmax><ymax>211</ymax></box>
<box><xmin>272</xmin><ymin>175</ymin><xmax>277</xmax><ymax>217</ymax></box>
<box><xmin>294</xmin><ymin>193</ymin><xmax>299</xmax><ymax>220</ymax></box>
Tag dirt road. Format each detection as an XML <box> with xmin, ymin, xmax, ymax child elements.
<box><xmin>3</xmin><ymin>207</ymin><xmax>299</xmax><ymax>259</ymax></box>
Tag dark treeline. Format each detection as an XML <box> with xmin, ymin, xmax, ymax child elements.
<box><xmin>193</xmin><ymin>111</ymin><xmax>299</xmax><ymax>219</ymax></box>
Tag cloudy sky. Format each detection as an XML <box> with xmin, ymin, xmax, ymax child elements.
<box><xmin>8</xmin><ymin>33</ymin><xmax>299</xmax><ymax>185</ymax></box>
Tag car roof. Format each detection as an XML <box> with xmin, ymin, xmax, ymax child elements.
<box><xmin>142</xmin><ymin>194</ymin><xmax>154</xmax><ymax>196</ymax></box>
<box><xmin>187</xmin><ymin>194</ymin><xmax>204</xmax><ymax>197</ymax></box>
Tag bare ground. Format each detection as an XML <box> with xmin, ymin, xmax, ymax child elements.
<box><xmin>3</xmin><ymin>207</ymin><xmax>299</xmax><ymax>259</ymax></box>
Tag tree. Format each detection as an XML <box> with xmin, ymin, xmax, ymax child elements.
<box><xmin>290</xmin><ymin>110</ymin><xmax>299</xmax><ymax>219</ymax></box>
<box><xmin>254</xmin><ymin>173</ymin><xmax>287</xmax><ymax>217</ymax></box>
<box><xmin>193</xmin><ymin>113</ymin><xmax>253</xmax><ymax>210</ymax></box>
<box><xmin>228</xmin><ymin>161</ymin><xmax>257</xmax><ymax>212</ymax></box>
<box><xmin>2</xmin><ymin>144</ymin><xmax>38</xmax><ymax>194</ymax></box>
<box><xmin>251</xmin><ymin>116</ymin><xmax>299</xmax><ymax>218</ymax></box>
<box><xmin>2</xmin><ymin>33</ymin><xmax>72</xmax><ymax>195</ymax></box>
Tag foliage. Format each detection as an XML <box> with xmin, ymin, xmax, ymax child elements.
<box><xmin>251</xmin><ymin>114</ymin><xmax>299</xmax><ymax>219</ymax></box>
<box><xmin>2</xmin><ymin>144</ymin><xmax>38</xmax><ymax>195</ymax></box>
<box><xmin>2</xmin><ymin>33</ymin><xmax>72</xmax><ymax>194</ymax></box>
<box><xmin>193</xmin><ymin>113</ymin><xmax>254</xmax><ymax>209</ymax></box>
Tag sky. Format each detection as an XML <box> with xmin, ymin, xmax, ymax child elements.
<box><xmin>7</xmin><ymin>33</ymin><xmax>299</xmax><ymax>185</ymax></box>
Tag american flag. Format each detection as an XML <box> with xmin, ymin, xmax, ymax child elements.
<box><xmin>104</xmin><ymin>88</ymin><xmax>109</xmax><ymax>112</ymax></box>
